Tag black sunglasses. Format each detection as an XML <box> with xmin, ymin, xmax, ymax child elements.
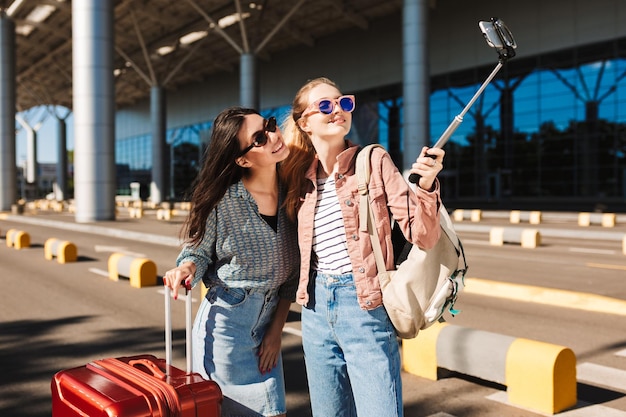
<box><xmin>239</xmin><ymin>117</ymin><xmax>277</xmax><ymax>156</ymax></box>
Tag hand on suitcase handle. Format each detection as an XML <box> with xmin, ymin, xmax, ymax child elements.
<box><xmin>164</xmin><ymin>262</ymin><xmax>194</xmax><ymax>299</ymax></box>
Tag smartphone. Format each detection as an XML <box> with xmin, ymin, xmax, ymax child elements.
<box><xmin>478</xmin><ymin>18</ymin><xmax>516</xmax><ymax>59</ymax></box>
<box><xmin>479</xmin><ymin>20</ymin><xmax>503</xmax><ymax>49</ymax></box>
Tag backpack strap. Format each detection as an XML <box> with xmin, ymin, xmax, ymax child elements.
<box><xmin>356</xmin><ymin>144</ymin><xmax>384</xmax><ymax>233</ymax></box>
<box><xmin>439</xmin><ymin>206</ymin><xmax>469</xmax><ymax>275</ymax></box>
<box><xmin>356</xmin><ymin>144</ymin><xmax>388</xmax><ymax>273</ymax></box>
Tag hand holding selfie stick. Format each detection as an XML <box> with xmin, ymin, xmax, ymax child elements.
<box><xmin>408</xmin><ymin>17</ymin><xmax>517</xmax><ymax>184</ymax></box>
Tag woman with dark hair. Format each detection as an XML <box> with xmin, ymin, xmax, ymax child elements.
<box><xmin>164</xmin><ymin>106</ymin><xmax>299</xmax><ymax>417</ymax></box>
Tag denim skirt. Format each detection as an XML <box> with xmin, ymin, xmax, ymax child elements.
<box><xmin>192</xmin><ymin>285</ymin><xmax>285</xmax><ymax>417</ymax></box>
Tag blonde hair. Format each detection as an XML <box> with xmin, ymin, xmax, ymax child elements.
<box><xmin>280</xmin><ymin>77</ymin><xmax>341</xmax><ymax>221</ymax></box>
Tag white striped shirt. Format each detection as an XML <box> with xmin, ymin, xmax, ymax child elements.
<box><xmin>313</xmin><ymin>176</ymin><xmax>352</xmax><ymax>274</ymax></box>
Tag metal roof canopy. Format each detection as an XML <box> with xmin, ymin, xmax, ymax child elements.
<box><xmin>2</xmin><ymin>0</ymin><xmax>403</xmax><ymax>111</ymax></box>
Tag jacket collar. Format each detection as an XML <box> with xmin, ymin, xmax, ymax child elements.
<box><xmin>305</xmin><ymin>140</ymin><xmax>360</xmax><ymax>181</ymax></box>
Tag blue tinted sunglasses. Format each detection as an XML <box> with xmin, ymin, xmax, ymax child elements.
<box><xmin>302</xmin><ymin>95</ymin><xmax>356</xmax><ymax>118</ymax></box>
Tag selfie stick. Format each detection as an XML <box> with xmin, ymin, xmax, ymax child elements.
<box><xmin>408</xmin><ymin>17</ymin><xmax>517</xmax><ymax>184</ymax></box>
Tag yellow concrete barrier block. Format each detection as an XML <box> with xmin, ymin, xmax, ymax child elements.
<box><xmin>6</xmin><ymin>229</ymin><xmax>30</xmax><ymax>249</ymax></box>
<box><xmin>579</xmin><ymin>212</ymin><xmax>616</xmax><ymax>227</ymax></box>
<box><xmin>529</xmin><ymin>211</ymin><xmax>542</xmax><ymax>224</ymax></box>
<box><xmin>108</xmin><ymin>253</ymin><xmax>125</xmax><ymax>282</ymax></box>
<box><xmin>490</xmin><ymin>227</ymin><xmax>540</xmax><ymax>248</ymax></box>
<box><xmin>453</xmin><ymin>209</ymin><xmax>481</xmax><ymax>222</ymax></box>
<box><xmin>129</xmin><ymin>258</ymin><xmax>157</xmax><ymax>288</ymax></box>
<box><xmin>108</xmin><ymin>253</ymin><xmax>157</xmax><ymax>288</ymax></box>
<box><xmin>578</xmin><ymin>212</ymin><xmax>590</xmax><ymax>226</ymax></box>
<box><xmin>402</xmin><ymin>322</ymin><xmax>448</xmax><ymax>380</ymax></box>
<box><xmin>14</xmin><ymin>230</ymin><xmax>30</xmax><ymax>249</ymax></box>
<box><xmin>37</xmin><ymin>200</ymin><xmax>50</xmax><ymax>210</ymax></box>
<box><xmin>506</xmin><ymin>338</ymin><xmax>577</xmax><ymax>414</ymax></box>
<box><xmin>602</xmin><ymin>213</ymin><xmax>616</xmax><ymax>227</ymax></box>
<box><xmin>512</xmin><ymin>210</ymin><xmax>542</xmax><ymax>224</ymax></box>
<box><xmin>6</xmin><ymin>228</ymin><xmax>15</xmax><ymax>247</ymax></box>
<box><xmin>51</xmin><ymin>201</ymin><xmax>64</xmax><ymax>212</ymax></box>
<box><xmin>521</xmin><ymin>229</ymin><xmax>540</xmax><ymax>248</ymax></box>
<box><xmin>44</xmin><ymin>239</ymin><xmax>54</xmax><ymax>260</ymax></box>
<box><xmin>44</xmin><ymin>238</ymin><xmax>78</xmax><ymax>263</ymax></box>
<box><xmin>11</xmin><ymin>203</ymin><xmax>25</xmax><ymax>214</ymax></box>
<box><xmin>489</xmin><ymin>227</ymin><xmax>504</xmax><ymax>246</ymax></box>
<box><xmin>128</xmin><ymin>207</ymin><xmax>143</xmax><ymax>218</ymax></box>
<box><xmin>156</xmin><ymin>208</ymin><xmax>172</xmax><ymax>220</ymax></box>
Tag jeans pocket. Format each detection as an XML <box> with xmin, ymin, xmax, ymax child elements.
<box><xmin>212</xmin><ymin>286</ymin><xmax>247</xmax><ymax>307</ymax></box>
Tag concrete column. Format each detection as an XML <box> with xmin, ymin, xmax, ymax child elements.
<box><xmin>402</xmin><ymin>0</ymin><xmax>429</xmax><ymax>172</ymax></box>
<box><xmin>0</xmin><ymin>13</ymin><xmax>16</xmax><ymax>210</ymax></box>
<box><xmin>25</xmin><ymin>127</ymin><xmax>37</xmax><ymax>184</ymax></box>
<box><xmin>150</xmin><ymin>85</ymin><xmax>166</xmax><ymax>205</ymax></box>
<box><xmin>72</xmin><ymin>0</ymin><xmax>116</xmax><ymax>222</ymax></box>
<box><xmin>56</xmin><ymin>117</ymin><xmax>67</xmax><ymax>201</ymax></box>
<box><xmin>240</xmin><ymin>53</ymin><xmax>258</xmax><ymax>109</ymax></box>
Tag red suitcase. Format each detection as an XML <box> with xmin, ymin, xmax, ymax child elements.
<box><xmin>51</xmin><ymin>286</ymin><xmax>222</xmax><ymax>416</ymax></box>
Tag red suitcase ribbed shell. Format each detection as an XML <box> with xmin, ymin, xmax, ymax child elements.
<box><xmin>51</xmin><ymin>354</ymin><xmax>221</xmax><ymax>416</ymax></box>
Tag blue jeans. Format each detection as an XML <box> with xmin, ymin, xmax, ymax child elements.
<box><xmin>301</xmin><ymin>272</ymin><xmax>402</xmax><ymax>417</ymax></box>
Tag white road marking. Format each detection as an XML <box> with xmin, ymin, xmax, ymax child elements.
<box><xmin>89</xmin><ymin>267</ymin><xmax>109</xmax><ymax>277</ymax></box>
<box><xmin>587</xmin><ymin>263</ymin><xmax>626</xmax><ymax>271</ymax></box>
<box><xmin>577</xmin><ymin>362</ymin><xmax>626</xmax><ymax>393</ymax></box>
<box><xmin>487</xmin><ymin>391</ymin><xmax>626</xmax><ymax>416</ymax></box>
<box><xmin>616</xmin><ymin>349</ymin><xmax>626</xmax><ymax>358</ymax></box>
<box><xmin>569</xmin><ymin>247</ymin><xmax>616</xmax><ymax>255</ymax></box>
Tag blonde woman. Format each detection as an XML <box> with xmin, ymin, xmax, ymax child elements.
<box><xmin>280</xmin><ymin>77</ymin><xmax>444</xmax><ymax>417</ymax></box>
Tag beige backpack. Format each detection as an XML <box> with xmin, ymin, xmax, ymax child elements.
<box><xmin>356</xmin><ymin>144</ymin><xmax>468</xmax><ymax>339</ymax></box>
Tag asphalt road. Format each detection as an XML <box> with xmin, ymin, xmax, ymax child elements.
<box><xmin>1</xmin><ymin>209</ymin><xmax>626</xmax><ymax>417</ymax></box>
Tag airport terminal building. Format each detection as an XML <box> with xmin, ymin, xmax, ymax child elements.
<box><xmin>1</xmin><ymin>0</ymin><xmax>626</xmax><ymax>221</ymax></box>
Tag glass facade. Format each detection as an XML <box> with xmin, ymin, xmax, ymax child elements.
<box><xmin>117</xmin><ymin>38</ymin><xmax>626</xmax><ymax>210</ymax></box>
<box><xmin>116</xmin><ymin>121</ymin><xmax>211</xmax><ymax>199</ymax></box>
<box><xmin>426</xmin><ymin>37</ymin><xmax>626</xmax><ymax>209</ymax></box>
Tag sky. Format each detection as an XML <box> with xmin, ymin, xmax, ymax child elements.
<box><xmin>15</xmin><ymin>106</ymin><xmax>73</xmax><ymax>165</ymax></box>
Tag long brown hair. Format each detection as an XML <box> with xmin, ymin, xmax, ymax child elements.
<box><xmin>182</xmin><ymin>106</ymin><xmax>259</xmax><ymax>246</ymax></box>
<box><xmin>280</xmin><ymin>77</ymin><xmax>341</xmax><ymax>221</ymax></box>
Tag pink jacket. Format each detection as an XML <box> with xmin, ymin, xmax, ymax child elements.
<box><xmin>295</xmin><ymin>143</ymin><xmax>441</xmax><ymax>310</ymax></box>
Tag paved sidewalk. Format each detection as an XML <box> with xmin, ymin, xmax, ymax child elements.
<box><xmin>3</xmin><ymin>208</ymin><xmax>625</xmax><ymax>244</ymax></box>
<box><xmin>0</xmin><ymin>210</ymin><xmax>184</xmax><ymax>247</ymax></box>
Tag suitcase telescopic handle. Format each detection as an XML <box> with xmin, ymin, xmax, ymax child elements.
<box><xmin>164</xmin><ymin>283</ymin><xmax>193</xmax><ymax>374</ymax></box>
